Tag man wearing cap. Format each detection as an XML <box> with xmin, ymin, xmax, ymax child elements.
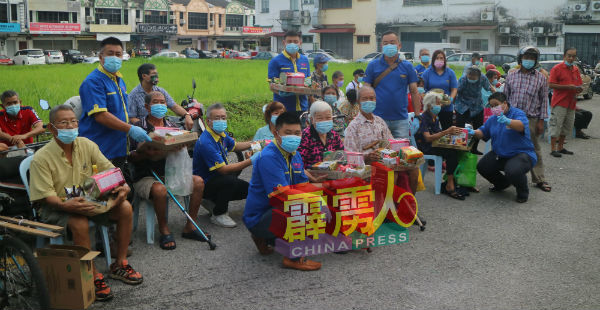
<box><xmin>310</xmin><ymin>53</ymin><xmax>330</xmax><ymax>102</ymax></box>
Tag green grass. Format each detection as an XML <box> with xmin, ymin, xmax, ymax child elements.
<box><xmin>0</xmin><ymin>58</ymin><xmax>366</xmax><ymax>140</ymax></box>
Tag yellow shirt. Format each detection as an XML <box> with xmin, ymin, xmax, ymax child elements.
<box><xmin>29</xmin><ymin>137</ymin><xmax>114</xmax><ymax>201</ymax></box>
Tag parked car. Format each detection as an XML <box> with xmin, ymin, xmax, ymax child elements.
<box><xmin>226</xmin><ymin>51</ymin><xmax>251</xmax><ymax>60</ymax></box>
<box><xmin>137</xmin><ymin>48</ymin><xmax>151</xmax><ymax>57</ymax></box>
<box><xmin>539</xmin><ymin>60</ymin><xmax>593</xmax><ymax>99</ymax></box>
<box><xmin>61</xmin><ymin>49</ymin><xmax>85</xmax><ymax>64</ymax></box>
<box><xmin>44</xmin><ymin>50</ymin><xmax>64</xmax><ymax>64</ymax></box>
<box><xmin>152</xmin><ymin>51</ymin><xmax>183</xmax><ymax>59</ymax></box>
<box><xmin>306</xmin><ymin>51</ymin><xmax>350</xmax><ymax>64</ymax></box>
<box><xmin>181</xmin><ymin>49</ymin><xmax>199</xmax><ymax>59</ymax></box>
<box><xmin>13</xmin><ymin>49</ymin><xmax>45</xmax><ymax>65</ymax></box>
<box><xmin>305</xmin><ymin>49</ymin><xmax>335</xmax><ymax>57</ymax></box>
<box><xmin>83</xmin><ymin>56</ymin><xmax>100</xmax><ymax>64</ymax></box>
<box><xmin>356</xmin><ymin>51</ymin><xmax>413</xmax><ymax>63</ymax></box>
<box><xmin>539</xmin><ymin>53</ymin><xmax>563</xmax><ymax>62</ymax></box>
<box><xmin>0</xmin><ymin>55</ymin><xmax>14</xmax><ymax>65</ymax></box>
<box><xmin>251</xmin><ymin>51</ymin><xmax>278</xmax><ymax>60</ymax></box>
<box><xmin>446</xmin><ymin>53</ymin><xmax>475</xmax><ymax>67</ymax></box>
<box><xmin>482</xmin><ymin>54</ymin><xmax>517</xmax><ymax>67</ymax></box>
<box><xmin>122</xmin><ymin>52</ymin><xmax>130</xmax><ymax>61</ymax></box>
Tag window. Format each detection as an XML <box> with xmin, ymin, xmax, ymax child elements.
<box><xmin>0</xmin><ymin>4</ymin><xmax>7</xmax><ymax>23</ymax></box>
<box><xmin>226</xmin><ymin>14</ymin><xmax>243</xmax><ymax>28</ymax></box>
<box><xmin>11</xmin><ymin>4</ymin><xmax>17</xmax><ymax>21</ymax></box>
<box><xmin>188</xmin><ymin>12</ymin><xmax>208</xmax><ymax>29</ymax></box>
<box><xmin>303</xmin><ymin>0</ymin><xmax>314</xmax><ymax>4</ymax></box>
<box><xmin>357</xmin><ymin>35</ymin><xmax>370</xmax><ymax>44</ymax></box>
<box><xmin>85</xmin><ymin>7</ymin><xmax>90</xmax><ymax>17</ymax></box>
<box><xmin>500</xmin><ymin>36</ymin><xmax>519</xmax><ymax>46</ymax></box>
<box><xmin>124</xmin><ymin>10</ymin><xmax>128</xmax><ymax>24</ymax></box>
<box><xmin>136</xmin><ymin>10</ymin><xmax>140</xmax><ymax>18</ymax></box>
<box><xmin>261</xmin><ymin>0</ymin><xmax>269</xmax><ymax>13</ymax></box>
<box><xmin>302</xmin><ymin>35</ymin><xmax>313</xmax><ymax>43</ymax></box>
<box><xmin>321</xmin><ymin>0</ymin><xmax>352</xmax><ymax>9</ymax></box>
<box><xmin>71</xmin><ymin>12</ymin><xmax>77</xmax><ymax>23</ymax></box>
<box><xmin>95</xmin><ymin>8</ymin><xmax>122</xmax><ymax>24</ymax></box>
<box><xmin>180</xmin><ymin>12</ymin><xmax>184</xmax><ymax>19</ymax></box>
<box><xmin>466</xmin><ymin>39</ymin><xmax>488</xmax><ymax>51</ymax></box>
<box><xmin>449</xmin><ymin>36</ymin><xmax>460</xmax><ymax>44</ymax></box>
<box><xmin>290</xmin><ymin>0</ymin><xmax>299</xmax><ymax>10</ymax></box>
<box><xmin>218</xmin><ymin>14</ymin><xmax>222</xmax><ymax>27</ymax></box>
<box><xmin>537</xmin><ymin>36</ymin><xmax>557</xmax><ymax>47</ymax></box>
<box><xmin>404</xmin><ymin>0</ymin><xmax>442</xmax><ymax>6</ymax></box>
<box><xmin>145</xmin><ymin>10</ymin><xmax>168</xmax><ymax>24</ymax></box>
<box><xmin>37</xmin><ymin>11</ymin><xmax>70</xmax><ymax>23</ymax></box>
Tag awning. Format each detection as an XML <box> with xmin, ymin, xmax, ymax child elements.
<box><xmin>441</xmin><ymin>25</ymin><xmax>497</xmax><ymax>31</ymax></box>
<box><xmin>309</xmin><ymin>28</ymin><xmax>355</xmax><ymax>34</ymax></box>
<box><xmin>268</xmin><ymin>32</ymin><xmax>285</xmax><ymax>37</ymax></box>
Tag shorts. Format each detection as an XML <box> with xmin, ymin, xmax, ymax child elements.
<box><xmin>39</xmin><ymin>204</ymin><xmax>112</xmax><ymax>232</ymax></box>
<box><xmin>549</xmin><ymin>106</ymin><xmax>575</xmax><ymax>138</ymax></box>
<box><xmin>384</xmin><ymin>119</ymin><xmax>410</xmax><ymax>139</ymax></box>
<box><xmin>133</xmin><ymin>176</ymin><xmax>161</xmax><ymax>200</ymax></box>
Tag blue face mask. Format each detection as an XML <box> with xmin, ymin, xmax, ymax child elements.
<box><xmin>150</xmin><ymin>104</ymin><xmax>167</xmax><ymax>119</ymax></box>
<box><xmin>103</xmin><ymin>56</ymin><xmax>122</xmax><ymax>73</ymax></box>
<box><xmin>360</xmin><ymin>100</ymin><xmax>376</xmax><ymax>114</ymax></box>
<box><xmin>285</xmin><ymin>43</ymin><xmax>299</xmax><ymax>55</ymax></box>
<box><xmin>315</xmin><ymin>120</ymin><xmax>333</xmax><ymax>134</ymax></box>
<box><xmin>321</xmin><ymin>64</ymin><xmax>329</xmax><ymax>72</ymax></box>
<box><xmin>382</xmin><ymin>44</ymin><xmax>398</xmax><ymax>58</ymax></box>
<box><xmin>212</xmin><ymin>120</ymin><xmax>227</xmax><ymax>133</ymax></box>
<box><xmin>324</xmin><ymin>94</ymin><xmax>337</xmax><ymax>105</ymax></box>
<box><xmin>280</xmin><ymin>135</ymin><xmax>301</xmax><ymax>153</ymax></box>
<box><xmin>5</xmin><ymin>104</ymin><xmax>20</xmax><ymax>116</ymax></box>
<box><xmin>357</xmin><ymin>76</ymin><xmax>364</xmax><ymax>83</ymax></box>
<box><xmin>417</xmin><ymin>87</ymin><xmax>425</xmax><ymax>94</ymax></box>
<box><xmin>270</xmin><ymin>114</ymin><xmax>278</xmax><ymax>125</ymax></box>
<box><xmin>474</xmin><ymin>60</ymin><xmax>481</xmax><ymax>66</ymax></box>
<box><xmin>492</xmin><ymin>79</ymin><xmax>498</xmax><ymax>85</ymax></box>
<box><xmin>565</xmin><ymin>61</ymin><xmax>573</xmax><ymax>67</ymax></box>
<box><xmin>468</xmin><ymin>78</ymin><xmax>479</xmax><ymax>84</ymax></box>
<box><xmin>421</xmin><ymin>55</ymin><xmax>430</xmax><ymax>63</ymax></box>
<box><xmin>56</xmin><ymin>128</ymin><xmax>78</xmax><ymax>144</ymax></box>
<box><xmin>522</xmin><ymin>59</ymin><xmax>535</xmax><ymax>70</ymax></box>
<box><xmin>431</xmin><ymin>105</ymin><xmax>441</xmax><ymax>115</ymax></box>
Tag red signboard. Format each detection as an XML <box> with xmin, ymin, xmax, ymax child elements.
<box><xmin>242</xmin><ymin>26</ymin><xmax>272</xmax><ymax>34</ymax></box>
<box><xmin>30</xmin><ymin>22</ymin><xmax>81</xmax><ymax>34</ymax></box>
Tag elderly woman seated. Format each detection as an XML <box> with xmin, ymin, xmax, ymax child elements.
<box><xmin>298</xmin><ymin>100</ymin><xmax>344</xmax><ymax>169</ymax></box>
<box><xmin>253</xmin><ymin>101</ymin><xmax>286</xmax><ymax>141</ymax></box>
<box><xmin>415</xmin><ymin>92</ymin><xmax>465</xmax><ymax>200</ymax></box>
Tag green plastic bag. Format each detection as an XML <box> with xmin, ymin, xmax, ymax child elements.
<box><xmin>454</xmin><ymin>152</ymin><xmax>477</xmax><ymax>188</ymax></box>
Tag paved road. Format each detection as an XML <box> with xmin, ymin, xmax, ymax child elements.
<box><xmin>93</xmin><ymin>97</ymin><xmax>600</xmax><ymax>310</ymax></box>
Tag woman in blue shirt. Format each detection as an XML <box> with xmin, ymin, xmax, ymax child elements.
<box><xmin>253</xmin><ymin>101</ymin><xmax>286</xmax><ymax>141</ymax></box>
<box><xmin>422</xmin><ymin>50</ymin><xmax>458</xmax><ymax>130</ymax></box>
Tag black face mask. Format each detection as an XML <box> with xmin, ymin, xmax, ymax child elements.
<box><xmin>150</xmin><ymin>75</ymin><xmax>159</xmax><ymax>85</ymax></box>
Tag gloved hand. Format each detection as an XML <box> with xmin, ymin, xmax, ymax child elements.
<box><xmin>497</xmin><ymin>114</ymin><xmax>512</xmax><ymax>125</ymax></box>
<box><xmin>128</xmin><ymin>125</ymin><xmax>152</xmax><ymax>143</ymax></box>
<box><xmin>466</xmin><ymin>128</ymin><xmax>476</xmax><ymax>136</ymax></box>
<box><xmin>250</xmin><ymin>151</ymin><xmax>260</xmax><ymax>163</ymax></box>
<box><xmin>279</xmin><ymin>91</ymin><xmax>295</xmax><ymax>97</ymax></box>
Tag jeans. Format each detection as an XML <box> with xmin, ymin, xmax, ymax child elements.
<box><xmin>476</xmin><ymin>151</ymin><xmax>533</xmax><ymax>199</ymax></box>
<box><xmin>384</xmin><ymin>119</ymin><xmax>410</xmax><ymax>139</ymax></box>
<box><xmin>204</xmin><ymin>174</ymin><xmax>249</xmax><ymax>215</ymax></box>
<box><xmin>247</xmin><ymin>211</ymin><xmax>276</xmax><ymax>246</ymax></box>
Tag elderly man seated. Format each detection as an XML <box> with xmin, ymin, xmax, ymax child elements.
<box><xmin>345</xmin><ymin>86</ymin><xmax>420</xmax><ymax>193</ymax></box>
<box><xmin>129</xmin><ymin>91</ymin><xmax>206</xmax><ymax>250</ymax></box>
<box><xmin>0</xmin><ymin>90</ymin><xmax>44</xmax><ymax>149</ymax></box>
<box><xmin>29</xmin><ymin>105</ymin><xmax>142</xmax><ymax>302</ymax></box>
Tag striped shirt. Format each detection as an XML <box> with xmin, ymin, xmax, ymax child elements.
<box><xmin>503</xmin><ymin>69</ymin><xmax>549</xmax><ymax>119</ymax></box>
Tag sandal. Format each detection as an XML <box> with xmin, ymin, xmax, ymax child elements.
<box><xmin>159</xmin><ymin>234</ymin><xmax>176</xmax><ymax>250</ymax></box>
<box><xmin>442</xmin><ymin>185</ymin><xmax>465</xmax><ymax>200</ymax></box>
<box><xmin>516</xmin><ymin>197</ymin><xmax>528</xmax><ymax>203</ymax></box>
<box><xmin>181</xmin><ymin>230</ymin><xmax>212</xmax><ymax>242</ymax></box>
<box><xmin>535</xmin><ymin>182</ymin><xmax>551</xmax><ymax>192</ymax></box>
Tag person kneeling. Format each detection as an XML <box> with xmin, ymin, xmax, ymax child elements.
<box><xmin>415</xmin><ymin>92</ymin><xmax>464</xmax><ymax>200</ymax></box>
<box><xmin>467</xmin><ymin>92</ymin><xmax>538</xmax><ymax>203</ymax></box>
<box><xmin>243</xmin><ymin>112</ymin><xmax>321</xmax><ymax>271</ymax></box>
<box><xmin>29</xmin><ymin>105</ymin><xmax>142</xmax><ymax>302</ymax></box>
<box><xmin>129</xmin><ymin>91</ymin><xmax>206</xmax><ymax>250</ymax></box>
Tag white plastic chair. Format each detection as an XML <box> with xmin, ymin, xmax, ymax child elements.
<box><xmin>132</xmin><ymin>192</ymin><xmax>189</xmax><ymax>244</ymax></box>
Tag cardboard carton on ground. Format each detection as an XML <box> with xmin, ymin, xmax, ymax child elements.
<box><xmin>36</xmin><ymin>245</ymin><xmax>99</xmax><ymax>310</ymax></box>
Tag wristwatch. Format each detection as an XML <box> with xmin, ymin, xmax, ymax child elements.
<box><xmin>184</xmin><ymin>113</ymin><xmax>191</xmax><ymax>118</ymax></box>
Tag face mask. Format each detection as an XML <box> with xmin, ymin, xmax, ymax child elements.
<box><xmin>56</xmin><ymin>128</ymin><xmax>78</xmax><ymax>144</ymax></box>
<box><xmin>521</xmin><ymin>59</ymin><xmax>535</xmax><ymax>70</ymax></box>
<box><xmin>315</xmin><ymin>120</ymin><xmax>333</xmax><ymax>134</ymax></box>
<box><xmin>324</xmin><ymin>94</ymin><xmax>337</xmax><ymax>105</ymax></box>
<box><xmin>564</xmin><ymin>61</ymin><xmax>573</xmax><ymax>67</ymax></box>
<box><xmin>212</xmin><ymin>120</ymin><xmax>227</xmax><ymax>133</ymax></box>
<box><xmin>468</xmin><ymin>78</ymin><xmax>479</xmax><ymax>84</ymax></box>
<box><xmin>285</xmin><ymin>43</ymin><xmax>299</xmax><ymax>55</ymax></box>
<box><xmin>5</xmin><ymin>104</ymin><xmax>20</xmax><ymax>116</ymax></box>
<box><xmin>434</xmin><ymin>60</ymin><xmax>445</xmax><ymax>69</ymax></box>
<box><xmin>150</xmin><ymin>104</ymin><xmax>167</xmax><ymax>118</ymax></box>
<box><xmin>431</xmin><ymin>105</ymin><xmax>441</xmax><ymax>115</ymax></box>
<box><xmin>280</xmin><ymin>135</ymin><xmax>301</xmax><ymax>153</ymax></box>
<box><xmin>421</xmin><ymin>55</ymin><xmax>430</xmax><ymax>63</ymax></box>
<box><xmin>270</xmin><ymin>115</ymin><xmax>278</xmax><ymax>125</ymax></box>
<box><xmin>491</xmin><ymin>105</ymin><xmax>504</xmax><ymax>116</ymax></box>
<box><xmin>103</xmin><ymin>56</ymin><xmax>122</xmax><ymax>73</ymax></box>
<box><xmin>336</xmin><ymin>80</ymin><xmax>344</xmax><ymax>88</ymax></box>
<box><xmin>150</xmin><ymin>74</ymin><xmax>159</xmax><ymax>85</ymax></box>
<box><xmin>474</xmin><ymin>60</ymin><xmax>481</xmax><ymax>66</ymax></box>
<box><xmin>417</xmin><ymin>87</ymin><xmax>425</xmax><ymax>94</ymax></box>
<box><xmin>321</xmin><ymin>64</ymin><xmax>329</xmax><ymax>72</ymax></box>
<box><xmin>357</xmin><ymin>76</ymin><xmax>364</xmax><ymax>83</ymax></box>
<box><xmin>360</xmin><ymin>100</ymin><xmax>376</xmax><ymax>114</ymax></box>
<box><xmin>382</xmin><ymin>44</ymin><xmax>398</xmax><ymax>58</ymax></box>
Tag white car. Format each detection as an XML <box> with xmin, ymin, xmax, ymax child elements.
<box><xmin>306</xmin><ymin>52</ymin><xmax>350</xmax><ymax>64</ymax></box>
<box><xmin>445</xmin><ymin>53</ymin><xmax>475</xmax><ymax>67</ymax></box>
<box><xmin>152</xmin><ymin>51</ymin><xmax>184</xmax><ymax>59</ymax></box>
<box><xmin>123</xmin><ymin>52</ymin><xmax>130</xmax><ymax>61</ymax></box>
<box><xmin>83</xmin><ymin>56</ymin><xmax>99</xmax><ymax>64</ymax></box>
<box><xmin>13</xmin><ymin>49</ymin><xmax>45</xmax><ymax>65</ymax></box>
<box><xmin>44</xmin><ymin>50</ymin><xmax>64</xmax><ymax>64</ymax></box>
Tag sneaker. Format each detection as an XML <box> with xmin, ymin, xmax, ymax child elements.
<box><xmin>558</xmin><ymin>148</ymin><xmax>574</xmax><ymax>155</ymax></box>
<box><xmin>282</xmin><ymin>257</ymin><xmax>321</xmax><ymax>271</ymax></box>
<box><xmin>94</xmin><ymin>274</ymin><xmax>113</xmax><ymax>302</ymax></box>
<box><xmin>576</xmin><ymin>132</ymin><xmax>590</xmax><ymax>139</ymax></box>
<box><xmin>211</xmin><ymin>214</ymin><xmax>237</xmax><ymax>228</ymax></box>
<box><xmin>550</xmin><ymin>150</ymin><xmax>562</xmax><ymax>158</ymax></box>
<box><xmin>109</xmin><ymin>260</ymin><xmax>143</xmax><ymax>285</ymax></box>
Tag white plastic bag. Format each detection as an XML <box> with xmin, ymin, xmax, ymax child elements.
<box><xmin>165</xmin><ymin>148</ymin><xmax>193</xmax><ymax>196</ymax></box>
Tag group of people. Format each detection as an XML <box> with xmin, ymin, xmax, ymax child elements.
<box><xmin>0</xmin><ymin>30</ymin><xmax>593</xmax><ymax>301</ymax></box>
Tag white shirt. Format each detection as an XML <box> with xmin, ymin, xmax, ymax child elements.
<box><xmin>345</xmin><ymin>80</ymin><xmax>363</xmax><ymax>92</ymax></box>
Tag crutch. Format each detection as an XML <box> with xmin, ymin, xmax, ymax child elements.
<box><xmin>151</xmin><ymin>171</ymin><xmax>216</xmax><ymax>250</ymax></box>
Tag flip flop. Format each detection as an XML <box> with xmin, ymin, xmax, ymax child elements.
<box><xmin>181</xmin><ymin>230</ymin><xmax>212</xmax><ymax>242</ymax></box>
<box><xmin>535</xmin><ymin>182</ymin><xmax>551</xmax><ymax>192</ymax></box>
<box><xmin>159</xmin><ymin>234</ymin><xmax>176</xmax><ymax>250</ymax></box>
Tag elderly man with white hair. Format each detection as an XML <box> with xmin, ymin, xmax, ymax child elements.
<box><xmin>298</xmin><ymin>100</ymin><xmax>344</xmax><ymax>169</ymax></box>
<box><xmin>415</xmin><ymin>92</ymin><xmax>465</xmax><ymax>200</ymax></box>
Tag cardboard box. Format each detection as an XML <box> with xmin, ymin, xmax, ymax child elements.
<box><xmin>36</xmin><ymin>245</ymin><xmax>99</xmax><ymax>310</ymax></box>
<box><xmin>147</xmin><ymin>128</ymin><xmax>198</xmax><ymax>151</ymax></box>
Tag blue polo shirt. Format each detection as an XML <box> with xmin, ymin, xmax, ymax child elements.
<box><xmin>415</xmin><ymin>63</ymin><xmax>430</xmax><ymax>77</ymax></box>
<box><xmin>364</xmin><ymin>56</ymin><xmax>418</xmax><ymax>121</ymax></box>
<box><xmin>268</xmin><ymin>51</ymin><xmax>311</xmax><ymax>112</ymax></box>
<box><xmin>422</xmin><ymin>67</ymin><xmax>458</xmax><ymax>112</ymax></box>
<box><xmin>243</xmin><ymin>141</ymin><xmax>308</xmax><ymax>229</ymax></box>
<box><xmin>79</xmin><ymin>65</ymin><xmax>129</xmax><ymax>160</ymax></box>
<box><xmin>192</xmin><ymin>126</ymin><xmax>236</xmax><ymax>182</ymax></box>
<box><xmin>478</xmin><ymin>107</ymin><xmax>537</xmax><ymax>166</ymax></box>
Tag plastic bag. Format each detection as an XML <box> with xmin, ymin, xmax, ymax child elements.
<box><xmin>454</xmin><ymin>152</ymin><xmax>478</xmax><ymax>188</ymax></box>
<box><xmin>165</xmin><ymin>148</ymin><xmax>193</xmax><ymax>196</ymax></box>
<box><xmin>416</xmin><ymin>169</ymin><xmax>426</xmax><ymax>192</ymax></box>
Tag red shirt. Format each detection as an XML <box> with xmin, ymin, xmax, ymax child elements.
<box><xmin>549</xmin><ymin>62</ymin><xmax>582</xmax><ymax>110</ymax></box>
<box><xmin>0</xmin><ymin>106</ymin><xmax>41</xmax><ymax>146</ymax></box>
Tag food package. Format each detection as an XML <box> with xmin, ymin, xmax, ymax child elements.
<box><xmin>81</xmin><ymin>168</ymin><xmax>126</xmax><ymax>200</ymax></box>
<box><xmin>344</xmin><ymin>151</ymin><xmax>365</xmax><ymax>168</ymax></box>
<box><xmin>311</xmin><ymin>161</ymin><xmax>338</xmax><ymax>171</ymax></box>
<box><xmin>243</xmin><ymin>141</ymin><xmax>266</xmax><ymax>159</ymax></box>
<box><xmin>285</xmin><ymin>72</ymin><xmax>306</xmax><ymax>86</ymax></box>
<box><xmin>388</xmin><ymin>139</ymin><xmax>410</xmax><ymax>152</ymax></box>
<box><xmin>378</xmin><ymin>148</ymin><xmax>399</xmax><ymax>158</ymax></box>
<box><xmin>400</xmin><ymin>146</ymin><xmax>424</xmax><ymax>164</ymax></box>
<box><xmin>147</xmin><ymin>127</ymin><xmax>198</xmax><ymax>151</ymax></box>
<box><xmin>382</xmin><ymin>157</ymin><xmax>398</xmax><ymax>166</ymax></box>
<box><xmin>433</xmin><ymin>128</ymin><xmax>470</xmax><ymax>150</ymax></box>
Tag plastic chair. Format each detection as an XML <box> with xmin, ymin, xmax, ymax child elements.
<box><xmin>408</xmin><ymin>113</ymin><xmax>442</xmax><ymax>195</ymax></box>
<box><xmin>133</xmin><ymin>192</ymin><xmax>189</xmax><ymax>244</ymax></box>
<box><xmin>20</xmin><ymin>155</ymin><xmax>112</xmax><ymax>270</ymax></box>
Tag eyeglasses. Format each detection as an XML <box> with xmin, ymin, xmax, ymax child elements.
<box><xmin>53</xmin><ymin>120</ymin><xmax>79</xmax><ymax>127</ymax></box>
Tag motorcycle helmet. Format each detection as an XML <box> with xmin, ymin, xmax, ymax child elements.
<box><xmin>517</xmin><ymin>46</ymin><xmax>540</xmax><ymax>67</ymax></box>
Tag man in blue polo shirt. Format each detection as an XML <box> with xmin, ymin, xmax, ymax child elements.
<box><xmin>414</xmin><ymin>48</ymin><xmax>431</xmax><ymax>78</ymax></box>
<box><xmin>268</xmin><ymin>30</ymin><xmax>311</xmax><ymax>116</ymax></box>
<box><xmin>79</xmin><ymin>37</ymin><xmax>151</xmax><ymax>170</ymax></box>
<box><xmin>193</xmin><ymin>103</ymin><xmax>255</xmax><ymax>228</ymax></box>
<box><xmin>243</xmin><ymin>112</ymin><xmax>321</xmax><ymax>271</ymax></box>
<box><xmin>364</xmin><ymin>30</ymin><xmax>421</xmax><ymax>139</ymax></box>
<box><xmin>467</xmin><ymin>92</ymin><xmax>537</xmax><ymax>203</ymax></box>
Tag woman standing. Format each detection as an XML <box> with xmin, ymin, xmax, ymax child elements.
<box><xmin>421</xmin><ymin>50</ymin><xmax>458</xmax><ymax>130</ymax></box>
